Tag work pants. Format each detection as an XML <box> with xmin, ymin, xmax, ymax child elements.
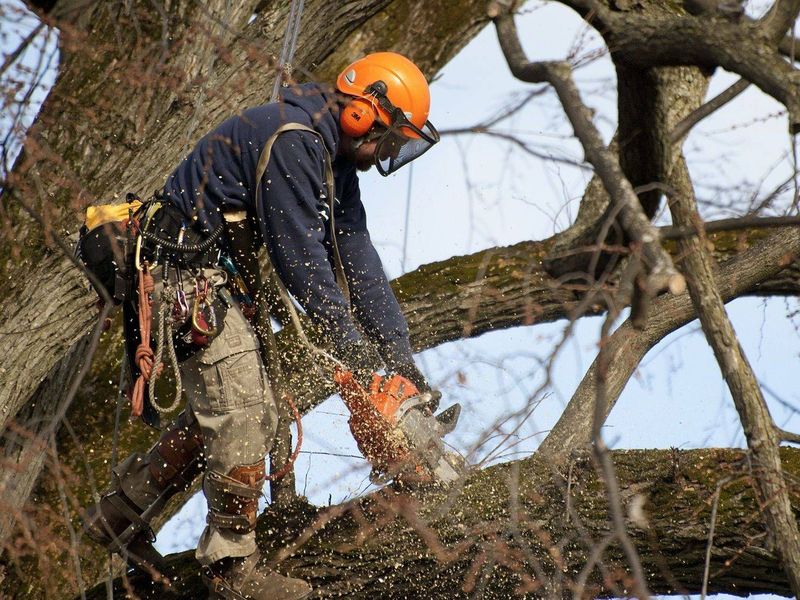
<box><xmin>112</xmin><ymin>267</ymin><xmax>278</xmax><ymax>565</ymax></box>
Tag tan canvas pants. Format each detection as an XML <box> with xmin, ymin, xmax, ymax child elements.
<box><xmin>112</xmin><ymin>266</ymin><xmax>278</xmax><ymax>565</ymax></box>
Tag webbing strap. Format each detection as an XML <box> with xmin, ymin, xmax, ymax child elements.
<box><xmin>206</xmin><ymin>511</ymin><xmax>254</xmax><ymax>531</ymax></box>
<box><xmin>254</xmin><ymin>122</ymin><xmax>351</xmax><ymax>305</ymax></box>
<box><xmin>206</xmin><ymin>470</ymin><xmax>264</xmax><ymax>500</ymax></box>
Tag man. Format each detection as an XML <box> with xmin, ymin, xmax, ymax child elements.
<box><xmin>82</xmin><ymin>52</ymin><xmax>447</xmax><ymax>600</ymax></box>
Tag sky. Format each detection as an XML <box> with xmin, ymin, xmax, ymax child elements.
<box><xmin>2</xmin><ymin>1</ymin><xmax>799</xmax><ymax>598</ymax></box>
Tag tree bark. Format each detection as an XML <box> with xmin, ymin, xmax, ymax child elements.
<box><xmin>86</xmin><ymin>448</ymin><xmax>800</xmax><ymax>599</ymax></box>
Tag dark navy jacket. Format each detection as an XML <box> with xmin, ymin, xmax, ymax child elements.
<box><xmin>161</xmin><ymin>83</ymin><xmax>415</xmax><ymax>375</ymax></box>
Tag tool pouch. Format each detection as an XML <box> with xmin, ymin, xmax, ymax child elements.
<box><xmin>75</xmin><ymin>198</ymin><xmax>142</xmax><ymax>304</ymax></box>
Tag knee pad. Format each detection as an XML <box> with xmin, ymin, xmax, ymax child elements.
<box><xmin>148</xmin><ymin>414</ymin><xmax>206</xmax><ymax>490</ymax></box>
<box><xmin>204</xmin><ymin>461</ymin><xmax>266</xmax><ymax>534</ymax></box>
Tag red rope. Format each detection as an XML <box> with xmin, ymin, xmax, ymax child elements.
<box><xmin>266</xmin><ymin>393</ymin><xmax>303</xmax><ymax>481</ymax></box>
<box><xmin>130</xmin><ymin>265</ymin><xmax>160</xmax><ymax>417</ymax></box>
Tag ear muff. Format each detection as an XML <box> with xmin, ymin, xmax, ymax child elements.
<box><xmin>340</xmin><ymin>97</ymin><xmax>376</xmax><ymax>138</ymax></box>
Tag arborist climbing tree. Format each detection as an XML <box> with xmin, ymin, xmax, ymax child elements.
<box><xmin>75</xmin><ymin>51</ymin><xmax>462</xmax><ymax>600</ymax></box>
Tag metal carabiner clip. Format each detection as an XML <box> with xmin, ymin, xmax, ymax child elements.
<box><xmin>191</xmin><ymin>276</ymin><xmax>218</xmax><ymax>337</ymax></box>
<box><xmin>172</xmin><ymin>288</ymin><xmax>190</xmax><ymax>324</ymax></box>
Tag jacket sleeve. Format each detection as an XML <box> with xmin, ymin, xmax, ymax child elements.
<box><xmin>334</xmin><ymin>170</ymin><xmax>430</xmax><ymax>390</ymax></box>
<box><xmin>253</xmin><ymin>130</ymin><xmax>380</xmax><ymax>378</ymax></box>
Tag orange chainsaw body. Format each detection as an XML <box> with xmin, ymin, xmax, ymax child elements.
<box><xmin>335</xmin><ymin>369</ymin><xmax>463</xmax><ymax>485</ymax></box>
<box><xmin>334</xmin><ymin>370</ymin><xmax>418</xmax><ymax>474</ymax></box>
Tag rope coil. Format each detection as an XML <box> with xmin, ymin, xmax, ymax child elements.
<box><xmin>148</xmin><ymin>282</ymin><xmax>182</xmax><ymax>415</ymax></box>
<box><xmin>131</xmin><ymin>265</ymin><xmax>158</xmax><ymax>417</ymax></box>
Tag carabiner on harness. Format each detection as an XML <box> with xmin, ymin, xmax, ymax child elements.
<box><xmin>191</xmin><ymin>275</ymin><xmax>218</xmax><ymax>346</ymax></box>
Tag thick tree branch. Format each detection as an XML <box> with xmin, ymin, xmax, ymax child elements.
<box><xmin>668</xmin><ymin>156</ymin><xmax>800</xmax><ymax>594</ymax></box>
<box><xmin>538</xmin><ymin>224</ymin><xmax>800</xmax><ymax>462</ymax></box>
<box><xmin>600</xmin><ymin>12</ymin><xmax>800</xmax><ymax>130</ymax></box>
<box><xmin>87</xmin><ymin>448</ymin><xmax>800</xmax><ymax>598</ymax></box>
<box><xmin>760</xmin><ymin>0</ymin><xmax>800</xmax><ymax>42</ymax></box>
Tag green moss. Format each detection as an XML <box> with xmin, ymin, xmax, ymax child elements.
<box><xmin>392</xmin><ymin>239</ymin><xmax>551</xmax><ymax>301</ymax></box>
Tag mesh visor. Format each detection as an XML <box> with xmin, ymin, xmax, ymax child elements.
<box><xmin>375</xmin><ymin>120</ymin><xmax>439</xmax><ymax>176</ymax></box>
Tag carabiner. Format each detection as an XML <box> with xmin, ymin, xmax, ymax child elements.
<box><xmin>172</xmin><ymin>289</ymin><xmax>189</xmax><ymax>324</ymax></box>
<box><xmin>191</xmin><ymin>276</ymin><xmax>217</xmax><ymax>337</ymax></box>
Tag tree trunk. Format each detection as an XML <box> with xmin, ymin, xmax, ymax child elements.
<box><xmin>86</xmin><ymin>448</ymin><xmax>800</xmax><ymax>599</ymax></box>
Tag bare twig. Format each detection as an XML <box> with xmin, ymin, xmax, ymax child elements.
<box><xmin>670</xmin><ymin>78</ymin><xmax>750</xmax><ymax>143</ymax></box>
<box><xmin>701</xmin><ymin>477</ymin><xmax>731</xmax><ymax>600</ymax></box>
<box><xmin>9</xmin><ymin>182</ymin><xmax>113</xmax><ymax>439</ymax></box>
<box><xmin>440</xmin><ymin>128</ymin><xmax>591</xmax><ymax>169</ymax></box>
<box><xmin>778</xmin><ymin>428</ymin><xmax>800</xmax><ymax>444</ymax></box>
<box><xmin>667</xmin><ymin>155</ymin><xmax>800</xmax><ymax>595</ymax></box>
<box><xmin>592</xmin><ymin>302</ymin><xmax>652</xmax><ymax>599</ymax></box>
<box><xmin>573</xmin><ymin>533</ymin><xmax>614</xmax><ymax>599</ymax></box>
<box><xmin>48</xmin><ymin>433</ymin><xmax>87</xmax><ymax>600</ymax></box>
<box><xmin>660</xmin><ymin>214</ymin><xmax>800</xmax><ymax>239</ymax></box>
<box><xmin>0</xmin><ymin>22</ymin><xmax>45</xmax><ymax>78</ymax></box>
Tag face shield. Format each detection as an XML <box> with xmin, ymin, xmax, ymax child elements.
<box><xmin>374</xmin><ymin>118</ymin><xmax>439</xmax><ymax>176</ymax></box>
<box><xmin>365</xmin><ymin>84</ymin><xmax>440</xmax><ymax>176</ymax></box>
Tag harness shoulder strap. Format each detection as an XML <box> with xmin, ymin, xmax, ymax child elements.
<box><xmin>253</xmin><ymin>123</ymin><xmax>350</xmax><ymax>303</ymax></box>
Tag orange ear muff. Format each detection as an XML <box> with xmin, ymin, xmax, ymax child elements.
<box><xmin>340</xmin><ymin>97</ymin><xmax>376</xmax><ymax>138</ymax></box>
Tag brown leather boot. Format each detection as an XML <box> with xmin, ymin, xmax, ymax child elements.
<box><xmin>83</xmin><ymin>491</ymin><xmax>169</xmax><ymax>582</ymax></box>
<box><xmin>202</xmin><ymin>550</ymin><xmax>311</xmax><ymax>600</ymax></box>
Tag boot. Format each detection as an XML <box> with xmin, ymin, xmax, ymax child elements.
<box><xmin>202</xmin><ymin>549</ymin><xmax>311</xmax><ymax>600</ymax></box>
<box><xmin>83</xmin><ymin>491</ymin><xmax>169</xmax><ymax>582</ymax></box>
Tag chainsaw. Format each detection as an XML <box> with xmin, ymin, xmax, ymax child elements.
<box><xmin>334</xmin><ymin>370</ymin><xmax>465</xmax><ymax>485</ymax></box>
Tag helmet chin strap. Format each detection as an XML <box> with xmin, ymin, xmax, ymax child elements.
<box><xmin>350</xmin><ymin>125</ymin><xmax>383</xmax><ymax>150</ymax></box>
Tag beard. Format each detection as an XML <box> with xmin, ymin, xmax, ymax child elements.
<box><xmin>355</xmin><ymin>158</ymin><xmax>374</xmax><ymax>172</ymax></box>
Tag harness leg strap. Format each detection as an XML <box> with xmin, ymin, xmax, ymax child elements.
<box><xmin>204</xmin><ymin>462</ymin><xmax>266</xmax><ymax>534</ymax></box>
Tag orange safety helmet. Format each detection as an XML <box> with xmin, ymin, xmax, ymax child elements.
<box><xmin>336</xmin><ymin>52</ymin><xmax>439</xmax><ymax>175</ymax></box>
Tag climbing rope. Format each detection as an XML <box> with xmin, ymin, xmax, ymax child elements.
<box><xmin>131</xmin><ymin>264</ymin><xmax>158</xmax><ymax>417</ymax></box>
<box><xmin>148</xmin><ymin>282</ymin><xmax>182</xmax><ymax>415</ymax></box>
<box><xmin>269</xmin><ymin>0</ymin><xmax>305</xmax><ymax>103</ymax></box>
